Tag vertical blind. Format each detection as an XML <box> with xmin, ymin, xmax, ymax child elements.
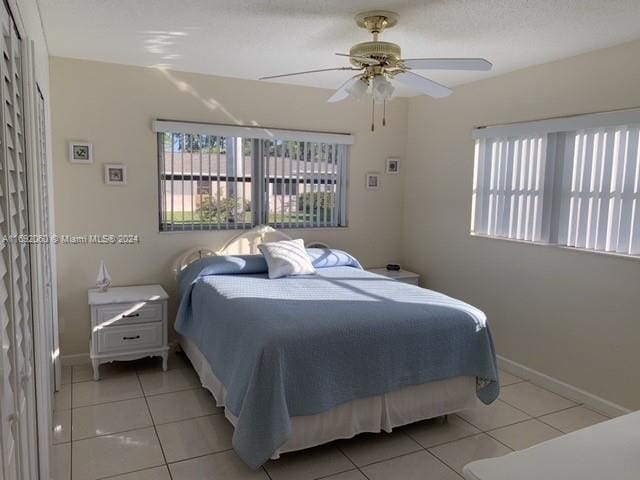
<box><xmin>155</xmin><ymin>121</ymin><xmax>351</xmax><ymax>231</ymax></box>
<box><xmin>560</xmin><ymin>126</ymin><xmax>640</xmax><ymax>255</ymax></box>
<box><xmin>0</xmin><ymin>4</ymin><xmax>37</xmax><ymax>479</ymax></box>
<box><xmin>472</xmin><ymin>135</ymin><xmax>547</xmax><ymax>242</ymax></box>
<box><xmin>472</xmin><ymin>110</ymin><xmax>640</xmax><ymax>257</ymax></box>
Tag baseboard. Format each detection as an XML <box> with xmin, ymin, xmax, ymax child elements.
<box><xmin>61</xmin><ymin>353</ymin><xmax>89</xmax><ymax>366</ymax></box>
<box><xmin>497</xmin><ymin>355</ymin><xmax>632</xmax><ymax>418</ymax></box>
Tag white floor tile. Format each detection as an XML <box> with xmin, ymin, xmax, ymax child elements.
<box><xmin>488</xmin><ymin>419</ymin><xmax>563</xmax><ymax>450</ymax></box>
<box><xmin>54</xmin><ymin>384</ymin><xmax>71</xmax><ymax>411</ymax></box>
<box><xmin>322</xmin><ymin>470</ymin><xmax>368</xmax><ymax>480</ymax></box>
<box><xmin>340</xmin><ymin>430</ymin><xmax>421</xmax><ymax>467</ymax></box>
<box><xmin>72</xmin><ymin>374</ymin><xmax>143</xmax><ymax>407</ymax></box>
<box><xmin>61</xmin><ymin>366</ymin><xmax>72</xmax><ymax>385</ymax></box>
<box><xmin>156</xmin><ymin>414</ymin><xmax>234</xmax><ymax>463</ymax></box>
<box><xmin>72</xmin><ymin>427</ymin><xmax>164</xmax><ymax>480</ymax></box>
<box><xmin>498</xmin><ymin>370</ymin><xmax>524</xmax><ymax>387</ymax></box>
<box><xmin>72</xmin><ymin>397</ymin><xmax>152</xmax><ymax>440</ymax></box>
<box><xmin>169</xmin><ymin>450</ymin><xmax>269</xmax><ymax>480</ymax></box>
<box><xmin>103</xmin><ymin>466</ymin><xmax>171</xmax><ymax>480</ymax></box>
<box><xmin>500</xmin><ymin>382</ymin><xmax>577</xmax><ymax>417</ymax></box>
<box><xmin>52</xmin><ymin>442</ymin><xmax>71</xmax><ymax>480</ymax></box>
<box><xmin>53</xmin><ymin>409</ymin><xmax>71</xmax><ymax>444</ymax></box>
<box><xmin>361</xmin><ymin>450</ymin><xmax>460</xmax><ymax>480</ymax></box>
<box><xmin>136</xmin><ymin>352</ymin><xmax>191</xmax><ymax>373</ymax></box>
<box><xmin>429</xmin><ymin>433</ymin><xmax>512</xmax><ymax>475</ymax></box>
<box><xmin>404</xmin><ymin>414</ymin><xmax>480</xmax><ymax>448</ymax></box>
<box><xmin>539</xmin><ymin>405</ymin><xmax>609</xmax><ymax>433</ymax></box>
<box><xmin>147</xmin><ymin>388</ymin><xmax>221</xmax><ymax>424</ymax></box>
<box><xmin>73</xmin><ymin>362</ymin><xmax>138</xmax><ymax>383</ymax></box>
<box><xmin>139</xmin><ymin>367</ymin><xmax>200</xmax><ymax>396</ymax></box>
<box><xmin>265</xmin><ymin>445</ymin><xmax>354</xmax><ymax>480</ymax></box>
<box><xmin>458</xmin><ymin>399</ymin><xmax>530</xmax><ymax>431</ymax></box>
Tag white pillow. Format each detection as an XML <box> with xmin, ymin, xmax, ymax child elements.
<box><xmin>258</xmin><ymin>239</ymin><xmax>316</xmax><ymax>279</ymax></box>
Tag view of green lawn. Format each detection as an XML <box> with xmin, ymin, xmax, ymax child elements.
<box><xmin>165</xmin><ymin>210</ymin><xmax>333</xmax><ymax>226</ymax></box>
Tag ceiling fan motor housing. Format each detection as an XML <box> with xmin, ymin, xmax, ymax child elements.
<box><xmin>349</xmin><ymin>41</ymin><xmax>402</xmax><ymax>68</ymax></box>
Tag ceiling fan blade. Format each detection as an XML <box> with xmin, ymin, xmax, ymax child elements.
<box><xmin>259</xmin><ymin>67</ymin><xmax>358</xmax><ymax>80</ymax></box>
<box><xmin>327</xmin><ymin>75</ymin><xmax>361</xmax><ymax>103</ymax></box>
<box><xmin>335</xmin><ymin>53</ymin><xmax>380</xmax><ymax>66</ymax></box>
<box><xmin>393</xmin><ymin>71</ymin><xmax>452</xmax><ymax>98</ymax></box>
<box><xmin>402</xmin><ymin>58</ymin><xmax>493</xmax><ymax>71</ymax></box>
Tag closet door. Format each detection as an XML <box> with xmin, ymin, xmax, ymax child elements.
<box><xmin>0</xmin><ymin>3</ymin><xmax>38</xmax><ymax>479</ymax></box>
<box><xmin>35</xmin><ymin>85</ymin><xmax>57</xmax><ymax>387</ymax></box>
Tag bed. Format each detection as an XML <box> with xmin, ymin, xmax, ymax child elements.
<box><xmin>174</xmin><ymin>225</ymin><xmax>499</xmax><ymax>468</ymax></box>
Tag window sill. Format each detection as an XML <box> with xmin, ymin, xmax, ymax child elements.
<box><xmin>469</xmin><ymin>233</ymin><xmax>640</xmax><ymax>263</ymax></box>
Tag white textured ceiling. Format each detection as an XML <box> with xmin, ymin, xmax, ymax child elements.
<box><xmin>38</xmin><ymin>0</ymin><xmax>640</xmax><ymax>96</ymax></box>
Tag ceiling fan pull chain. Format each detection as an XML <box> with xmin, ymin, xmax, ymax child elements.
<box><xmin>371</xmin><ymin>97</ymin><xmax>375</xmax><ymax>132</ymax></box>
<box><xmin>382</xmin><ymin>99</ymin><xmax>387</xmax><ymax>127</ymax></box>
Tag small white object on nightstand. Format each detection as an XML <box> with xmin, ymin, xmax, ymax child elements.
<box><xmin>88</xmin><ymin>284</ymin><xmax>169</xmax><ymax>381</ymax></box>
<box><xmin>366</xmin><ymin>267</ymin><xmax>420</xmax><ymax>285</ymax></box>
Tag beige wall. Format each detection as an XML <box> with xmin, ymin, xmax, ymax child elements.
<box><xmin>50</xmin><ymin>57</ymin><xmax>408</xmax><ymax>356</ymax></box>
<box><xmin>52</xmin><ymin>40</ymin><xmax>640</xmax><ymax>409</ymax></box>
<box><xmin>402</xmin><ymin>40</ymin><xmax>640</xmax><ymax>410</ymax></box>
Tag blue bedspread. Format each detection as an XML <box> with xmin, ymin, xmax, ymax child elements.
<box><xmin>175</xmin><ymin>250</ymin><xmax>498</xmax><ymax>468</ymax></box>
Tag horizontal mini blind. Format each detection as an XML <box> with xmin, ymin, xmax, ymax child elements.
<box><xmin>471</xmin><ymin>108</ymin><xmax>640</xmax><ymax>257</ymax></box>
<box><xmin>472</xmin><ymin>135</ymin><xmax>548</xmax><ymax>241</ymax></box>
<box><xmin>559</xmin><ymin>125</ymin><xmax>640</xmax><ymax>255</ymax></box>
<box><xmin>156</xmin><ymin>122</ymin><xmax>350</xmax><ymax>231</ymax></box>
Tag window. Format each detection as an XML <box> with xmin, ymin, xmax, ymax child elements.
<box><xmin>196</xmin><ymin>179</ymin><xmax>211</xmax><ymax>195</ymax></box>
<box><xmin>274</xmin><ymin>180</ymin><xmax>295</xmax><ymax>196</ymax></box>
<box><xmin>472</xmin><ymin>109</ymin><xmax>640</xmax><ymax>257</ymax></box>
<box><xmin>155</xmin><ymin>121</ymin><xmax>352</xmax><ymax>231</ymax></box>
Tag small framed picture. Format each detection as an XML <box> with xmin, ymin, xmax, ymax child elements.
<box><xmin>104</xmin><ymin>164</ymin><xmax>127</xmax><ymax>186</ymax></box>
<box><xmin>366</xmin><ymin>172</ymin><xmax>381</xmax><ymax>190</ymax></box>
<box><xmin>69</xmin><ymin>142</ymin><xmax>92</xmax><ymax>164</ymax></box>
<box><xmin>386</xmin><ymin>158</ymin><xmax>400</xmax><ymax>174</ymax></box>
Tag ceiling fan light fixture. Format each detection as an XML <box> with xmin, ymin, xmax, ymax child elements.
<box><xmin>346</xmin><ymin>77</ymin><xmax>369</xmax><ymax>100</ymax></box>
<box><xmin>372</xmin><ymin>75</ymin><xmax>394</xmax><ymax>103</ymax></box>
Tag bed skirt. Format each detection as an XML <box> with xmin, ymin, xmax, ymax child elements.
<box><xmin>180</xmin><ymin>336</ymin><xmax>479</xmax><ymax>459</ymax></box>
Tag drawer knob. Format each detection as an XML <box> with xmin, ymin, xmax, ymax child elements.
<box><xmin>122</xmin><ymin>313</ymin><xmax>140</xmax><ymax>318</ymax></box>
<box><xmin>122</xmin><ymin>335</ymin><xmax>141</xmax><ymax>340</ymax></box>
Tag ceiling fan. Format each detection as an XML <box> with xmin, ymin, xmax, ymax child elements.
<box><xmin>259</xmin><ymin>10</ymin><xmax>492</xmax><ymax>130</ymax></box>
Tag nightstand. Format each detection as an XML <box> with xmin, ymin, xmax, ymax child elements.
<box><xmin>88</xmin><ymin>284</ymin><xmax>169</xmax><ymax>381</ymax></box>
<box><xmin>366</xmin><ymin>267</ymin><xmax>420</xmax><ymax>285</ymax></box>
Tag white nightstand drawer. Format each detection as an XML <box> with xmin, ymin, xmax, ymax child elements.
<box><xmin>97</xmin><ymin>322</ymin><xmax>163</xmax><ymax>354</ymax></box>
<box><xmin>396</xmin><ymin>277</ymin><xmax>419</xmax><ymax>286</ymax></box>
<box><xmin>95</xmin><ymin>301</ymin><xmax>162</xmax><ymax>328</ymax></box>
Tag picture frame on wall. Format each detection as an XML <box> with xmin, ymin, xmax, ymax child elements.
<box><xmin>386</xmin><ymin>157</ymin><xmax>400</xmax><ymax>174</ymax></box>
<box><xmin>69</xmin><ymin>141</ymin><xmax>93</xmax><ymax>164</ymax></box>
<box><xmin>366</xmin><ymin>172</ymin><xmax>381</xmax><ymax>190</ymax></box>
<box><xmin>104</xmin><ymin>164</ymin><xmax>127</xmax><ymax>186</ymax></box>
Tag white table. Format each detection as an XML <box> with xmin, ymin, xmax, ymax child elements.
<box><xmin>88</xmin><ymin>285</ymin><xmax>169</xmax><ymax>380</ymax></box>
<box><xmin>463</xmin><ymin>410</ymin><xmax>640</xmax><ymax>480</ymax></box>
<box><xmin>366</xmin><ymin>267</ymin><xmax>420</xmax><ymax>285</ymax></box>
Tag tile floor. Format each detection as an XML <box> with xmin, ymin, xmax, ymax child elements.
<box><xmin>52</xmin><ymin>354</ymin><xmax>610</xmax><ymax>480</ymax></box>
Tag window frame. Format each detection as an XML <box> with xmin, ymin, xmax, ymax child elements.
<box><xmin>471</xmin><ymin>109</ymin><xmax>640</xmax><ymax>260</ymax></box>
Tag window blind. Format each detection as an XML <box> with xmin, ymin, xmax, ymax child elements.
<box><xmin>559</xmin><ymin>126</ymin><xmax>640</xmax><ymax>255</ymax></box>
<box><xmin>471</xmin><ymin>109</ymin><xmax>640</xmax><ymax>257</ymax></box>
<box><xmin>156</xmin><ymin>122</ymin><xmax>350</xmax><ymax>231</ymax></box>
<box><xmin>472</xmin><ymin>135</ymin><xmax>548</xmax><ymax>241</ymax></box>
